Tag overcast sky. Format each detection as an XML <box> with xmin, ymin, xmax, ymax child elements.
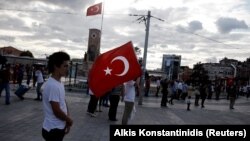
<box><xmin>0</xmin><ymin>0</ymin><xmax>249</xmax><ymax>69</ymax></box>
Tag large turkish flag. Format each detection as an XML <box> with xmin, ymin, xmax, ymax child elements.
<box><xmin>88</xmin><ymin>41</ymin><xmax>142</xmax><ymax>97</ymax></box>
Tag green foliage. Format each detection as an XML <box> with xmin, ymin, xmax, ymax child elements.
<box><xmin>190</xmin><ymin>62</ymin><xmax>209</xmax><ymax>86</ymax></box>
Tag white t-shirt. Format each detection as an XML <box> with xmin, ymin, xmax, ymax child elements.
<box><xmin>124</xmin><ymin>80</ymin><xmax>136</xmax><ymax>102</ymax></box>
<box><xmin>42</xmin><ymin>77</ymin><xmax>67</xmax><ymax>131</ymax></box>
<box><xmin>35</xmin><ymin>70</ymin><xmax>44</xmax><ymax>83</ymax></box>
<box><xmin>156</xmin><ymin>79</ymin><xmax>160</xmax><ymax>87</ymax></box>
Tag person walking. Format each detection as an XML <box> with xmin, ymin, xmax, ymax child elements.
<box><xmin>200</xmin><ymin>83</ymin><xmax>207</xmax><ymax>108</ymax></box>
<box><xmin>0</xmin><ymin>64</ymin><xmax>11</xmax><ymax>105</ymax></box>
<box><xmin>186</xmin><ymin>96</ymin><xmax>191</xmax><ymax>111</ymax></box>
<box><xmin>228</xmin><ymin>83</ymin><xmax>237</xmax><ymax>109</ymax></box>
<box><xmin>160</xmin><ymin>78</ymin><xmax>168</xmax><ymax>107</ymax></box>
<box><xmin>168</xmin><ymin>80</ymin><xmax>176</xmax><ymax>105</ymax></box>
<box><xmin>155</xmin><ymin>78</ymin><xmax>161</xmax><ymax>97</ymax></box>
<box><xmin>34</xmin><ymin>66</ymin><xmax>44</xmax><ymax>101</ymax></box>
<box><xmin>42</xmin><ymin>51</ymin><xmax>73</xmax><ymax>141</ymax></box>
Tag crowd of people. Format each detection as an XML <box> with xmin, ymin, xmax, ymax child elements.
<box><xmin>1</xmin><ymin>51</ymin><xmax>250</xmax><ymax>141</ymax></box>
<box><xmin>0</xmin><ymin>62</ymin><xmax>47</xmax><ymax>104</ymax></box>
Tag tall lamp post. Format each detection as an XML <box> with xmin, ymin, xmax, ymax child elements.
<box><xmin>138</xmin><ymin>11</ymin><xmax>151</xmax><ymax>105</ymax></box>
<box><xmin>130</xmin><ymin>11</ymin><xmax>164</xmax><ymax>105</ymax></box>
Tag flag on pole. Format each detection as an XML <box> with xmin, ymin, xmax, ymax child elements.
<box><xmin>86</xmin><ymin>3</ymin><xmax>102</xmax><ymax>16</ymax></box>
<box><xmin>88</xmin><ymin>41</ymin><xmax>142</xmax><ymax>97</ymax></box>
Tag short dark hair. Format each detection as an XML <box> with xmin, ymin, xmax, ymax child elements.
<box><xmin>48</xmin><ymin>51</ymin><xmax>70</xmax><ymax>73</ymax></box>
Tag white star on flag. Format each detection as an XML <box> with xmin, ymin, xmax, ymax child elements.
<box><xmin>104</xmin><ymin>67</ymin><xmax>112</xmax><ymax>75</ymax></box>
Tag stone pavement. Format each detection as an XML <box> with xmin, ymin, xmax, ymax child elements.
<box><xmin>0</xmin><ymin>87</ymin><xmax>250</xmax><ymax>141</ymax></box>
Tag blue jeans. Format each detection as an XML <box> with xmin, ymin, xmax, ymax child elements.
<box><xmin>0</xmin><ymin>82</ymin><xmax>10</xmax><ymax>104</ymax></box>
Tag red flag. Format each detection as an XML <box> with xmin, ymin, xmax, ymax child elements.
<box><xmin>86</xmin><ymin>3</ymin><xmax>102</xmax><ymax>16</ymax></box>
<box><xmin>88</xmin><ymin>41</ymin><xmax>142</xmax><ymax>97</ymax></box>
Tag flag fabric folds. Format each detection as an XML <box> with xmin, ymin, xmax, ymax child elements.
<box><xmin>88</xmin><ymin>41</ymin><xmax>142</xmax><ymax>97</ymax></box>
<box><xmin>86</xmin><ymin>3</ymin><xmax>102</xmax><ymax>16</ymax></box>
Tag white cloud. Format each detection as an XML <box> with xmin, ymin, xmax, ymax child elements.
<box><xmin>0</xmin><ymin>0</ymin><xmax>249</xmax><ymax>70</ymax></box>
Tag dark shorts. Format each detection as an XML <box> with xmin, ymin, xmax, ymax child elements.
<box><xmin>42</xmin><ymin>128</ymin><xmax>65</xmax><ymax>141</ymax></box>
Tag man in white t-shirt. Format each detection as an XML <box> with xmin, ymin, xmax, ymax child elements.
<box><xmin>42</xmin><ymin>52</ymin><xmax>73</xmax><ymax>141</ymax></box>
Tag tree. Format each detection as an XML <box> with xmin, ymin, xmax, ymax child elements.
<box><xmin>19</xmin><ymin>50</ymin><xmax>34</xmax><ymax>58</ymax></box>
<box><xmin>190</xmin><ymin>62</ymin><xmax>209</xmax><ymax>86</ymax></box>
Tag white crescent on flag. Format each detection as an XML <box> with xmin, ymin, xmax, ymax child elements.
<box><xmin>91</xmin><ymin>5</ymin><xmax>99</xmax><ymax>13</ymax></box>
<box><xmin>111</xmin><ymin>56</ymin><xmax>129</xmax><ymax>76</ymax></box>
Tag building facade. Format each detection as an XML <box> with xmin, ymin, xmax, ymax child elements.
<box><xmin>162</xmin><ymin>54</ymin><xmax>181</xmax><ymax>80</ymax></box>
<box><xmin>202</xmin><ymin>63</ymin><xmax>234</xmax><ymax>81</ymax></box>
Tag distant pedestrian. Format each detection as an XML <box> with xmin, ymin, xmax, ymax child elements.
<box><xmin>155</xmin><ymin>78</ymin><xmax>161</xmax><ymax>97</ymax></box>
<box><xmin>186</xmin><ymin>96</ymin><xmax>191</xmax><ymax>111</ymax></box>
<box><xmin>17</xmin><ymin>64</ymin><xmax>24</xmax><ymax>86</ymax></box>
<box><xmin>228</xmin><ymin>84</ymin><xmax>237</xmax><ymax>109</ymax></box>
<box><xmin>200</xmin><ymin>84</ymin><xmax>207</xmax><ymax>108</ymax></box>
<box><xmin>25</xmin><ymin>64</ymin><xmax>32</xmax><ymax>86</ymax></box>
<box><xmin>42</xmin><ymin>51</ymin><xmax>73</xmax><ymax>141</ymax></box>
<box><xmin>34</xmin><ymin>66</ymin><xmax>44</xmax><ymax>101</ymax></box>
<box><xmin>168</xmin><ymin>80</ymin><xmax>176</xmax><ymax>105</ymax></box>
<box><xmin>215</xmin><ymin>83</ymin><xmax>221</xmax><ymax>100</ymax></box>
<box><xmin>181</xmin><ymin>82</ymin><xmax>188</xmax><ymax>100</ymax></box>
<box><xmin>32</xmin><ymin>66</ymin><xmax>37</xmax><ymax>88</ymax></box>
<box><xmin>193</xmin><ymin>86</ymin><xmax>200</xmax><ymax>106</ymax></box>
<box><xmin>144</xmin><ymin>77</ymin><xmax>150</xmax><ymax>97</ymax></box>
<box><xmin>0</xmin><ymin>64</ymin><xmax>11</xmax><ymax>105</ymax></box>
<box><xmin>160</xmin><ymin>78</ymin><xmax>168</xmax><ymax>107</ymax></box>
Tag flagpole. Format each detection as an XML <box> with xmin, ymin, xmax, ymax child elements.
<box><xmin>99</xmin><ymin>0</ymin><xmax>105</xmax><ymax>55</ymax></box>
<box><xmin>100</xmin><ymin>1</ymin><xmax>105</xmax><ymax>34</ymax></box>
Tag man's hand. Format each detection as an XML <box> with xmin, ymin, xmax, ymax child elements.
<box><xmin>66</xmin><ymin>117</ymin><xmax>73</xmax><ymax>127</ymax></box>
<box><xmin>65</xmin><ymin>117</ymin><xmax>73</xmax><ymax>134</ymax></box>
<box><xmin>65</xmin><ymin>126</ymin><xmax>71</xmax><ymax>134</ymax></box>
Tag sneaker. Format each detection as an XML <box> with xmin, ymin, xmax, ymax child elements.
<box><xmin>86</xmin><ymin>112</ymin><xmax>92</xmax><ymax>115</ymax></box>
<box><xmin>90</xmin><ymin>113</ymin><xmax>97</xmax><ymax>117</ymax></box>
